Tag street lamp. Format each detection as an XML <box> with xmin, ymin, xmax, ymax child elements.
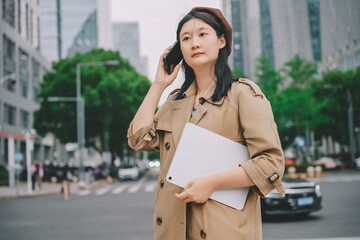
<box><xmin>323</xmin><ymin>84</ymin><xmax>356</xmax><ymax>168</ymax></box>
<box><xmin>48</xmin><ymin>60</ymin><xmax>119</xmax><ymax>184</ymax></box>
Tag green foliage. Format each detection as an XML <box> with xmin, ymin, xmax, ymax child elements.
<box><xmin>233</xmin><ymin>68</ymin><xmax>246</xmax><ymax>78</ymax></box>
<box><xmin>281</xmin><ymin>54</ymin><xmax>317</xmax><ymax>88</ymax></box>
<box><xmin>254</xmin><ymin>54</ymin><xmax>360</xmax><ymax>149</ymax></box>
<box><xmin>312</xmin><ymin>68</ymin><xmax>360</xmax><ymax>145</ymax></box>
<box><xmin>148</xmin><ymin>151</ymin><xmax>160</xmax><ymax>161</ymax></box>
<box><xmin>255</xmin><ymin>54</ymin><xmax>283</xmax><ymax>99</ymax></box>
<box><xmin>34</xmin><ymin>48</ymin><xmax>151</xmax><ymax>159</ymax></box>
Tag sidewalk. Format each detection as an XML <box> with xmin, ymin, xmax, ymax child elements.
<box><xmin>0</xmin><ymin>179</ymin><xmax>112</xmax><ymax>200</ymax></box>
<box><xmin>0</xmin><ymin>181</ymin><xmax>84</xmax><ymax>200</ymax></box>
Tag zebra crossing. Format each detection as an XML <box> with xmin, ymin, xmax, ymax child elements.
<box><xmin>77</xmin><ymin>175</ymin><xmax>158</xmax><ymax>197</ymax></box>
<box><xmin>76</xmin><ymin>173</ymin><xmax>360</xmax><ymax>197</ymax></box>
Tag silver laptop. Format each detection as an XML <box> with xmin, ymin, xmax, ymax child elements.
<box><xmin>166</xmin><ymin>123</ymin><xmax>250</xmax><ymax>210</ymax></box>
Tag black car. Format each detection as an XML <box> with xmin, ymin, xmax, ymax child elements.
<box><xmin>261</xmin><ymin>177</ymin><xmax>322</xmax><ymax>217</ymax></box>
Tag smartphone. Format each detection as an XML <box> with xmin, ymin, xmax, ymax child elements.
<box><xmin>163</xmin><ymin>40</ymin><xmax>183</xmax><ymax>74</ymax></box>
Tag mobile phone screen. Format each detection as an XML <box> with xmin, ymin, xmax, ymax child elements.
<box><xmin>163</xmin><ymin>41</ymin><xmax>183</xmax><ymax>74</ymax></box>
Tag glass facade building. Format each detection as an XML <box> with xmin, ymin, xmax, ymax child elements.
<box><xmin>259</xmin><ymin>0</ymin><xmax>274</xmax><ymax>65</ymax></box>
<box><xmin>307</xmin><ymin>0</ymin><xmax>321</xmax><ymax>62</ymax></box>
<box><xmin>67</xmin><ymin>10</ymin><xmax>98</xmax><ymax>57</ymax></box>
<box><xmin>230</xmin><ymin>0</ymin><xmax>245</xmax><ymax>72</ymax></box>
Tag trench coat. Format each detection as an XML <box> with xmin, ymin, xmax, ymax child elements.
<box><xmin>128</xmin><ymin>78</ymin><xmax>285</xmax><ymax>240</ymax></box>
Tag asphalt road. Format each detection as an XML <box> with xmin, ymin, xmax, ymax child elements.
<box><xmin>0</xmin><ymin>170</ymin><xmax>359</xmax><ymax>240</ymax></box>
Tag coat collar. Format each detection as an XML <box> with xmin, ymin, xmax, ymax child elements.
<box><xmin>200</xmin><ymin>79</ymin><xmax>226</xmax><ymax>105</ymax></box>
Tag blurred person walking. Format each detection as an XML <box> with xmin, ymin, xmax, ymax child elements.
<box><xmin>128</xmin><ymin>7</ymin><xmax>285</xmax><ymax>240</ymax></box>
<box><xmin>31</xmin><ymin>163</ymin><xmax>36</xmax><ymax>190</ymax></box>
<box><xmin>61</xmin><ymin>164</ymin><xmax>72</xmax><ymax>200</ymax></box>
<box><xmin>36</xmin><ymin>162</ymin><xmax>44</xmax><ymax>190</ymax></box>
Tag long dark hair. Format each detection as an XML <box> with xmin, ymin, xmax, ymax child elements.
<box><xmin>174</xmin><ymin>10</ymin><xmax>237</xmax><ymax>101</ymax></box>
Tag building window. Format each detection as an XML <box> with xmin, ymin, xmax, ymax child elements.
<box><xmin>36</xmin><ymin>16</ymin><xmax>40</xmax><ymax>50</ymax></box>
<box><xmin>19</xmin><ymin>49</ymin><xmax>29</xmax><ymax>98</ymax></box>
<box><xmin>355</xmin><ymin>51</ymin><xmax>360</xmax><ymax>67</ymax></box>
<box><xmin>25</xmin><ymin>3</ymin><xmax>29</xmax><ymax>40</ymax></box>
<box><xmin>30</xmin><ymin>9</ymin><xmax>33</xmax><ymax>45</ymax></box>
<box><xmin>307</xmin><ymin>0</ymin><xmax>321</xmax><ymax>62</ymax></box>
<box><xmin>20</xmin><ymin>110</ymin><xmax>29</xmax><ymax>128</ymax></box>
<box><xmin>2</xmin><ymin>0</ymin><xmax>15</xmax><ymax>27</ymax></box>
<box><xmin>4</xmin><ymin>103</ymin><xmax>17</xmax><ymax>126</ymax></box>
<box><xmin>340</xmin><ymin>59</ymin><xmax>346</xmax><ymax>71</ymax></box>
<box><xmin>17</xmin><ymin>0</ymin><xmax>21</xmax><ymax>33</ymax></box>
<box><xmin>2</xmin><ymin>34</ymin><xmax>16</xmax><ymax>92</ymax></box>
<box><xmin>32</xmin><ymin>59</ymin><xmax>40</xmax><ymax>102</ymax></box>
<box><xmin>347</xmin><ymin>56</ymin><xmax>353</xmax><ymax>70</ymax></box>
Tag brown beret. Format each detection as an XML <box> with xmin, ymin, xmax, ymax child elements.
<box><xmin>187</xmin><ymin>7</ymin><xmax>232</xmax><ymax>55</ymax></box>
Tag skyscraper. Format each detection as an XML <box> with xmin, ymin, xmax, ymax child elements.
<box><xmin>41</xmin><ymin>0</ymin><xmax>97</xmax><ymax>61</ymax></box>
<box><xmin>112</xmin><ymin>22</ymin><xmax>147</xmax><ymax>76</ymax></box>
<box><xmin>223</xmin><ymin>0</ymin><xmax>359</xmax><ymax>79</ymax></box>
<box><xmin>67</xmin><ymin>10</ymin><xmax>98</xmax><ymax>57</ymax></box>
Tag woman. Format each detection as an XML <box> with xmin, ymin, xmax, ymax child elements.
<box><xmin>128</xmin><ymin>7</ymin><xmax>284</xmax><ymax>240</ymax></box>
<box><xmin>61</xmin><ymin>164</ymin><xmax>72</xmax><ymax>200</ymax></box>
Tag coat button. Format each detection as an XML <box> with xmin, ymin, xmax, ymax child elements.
<box><xmin>200</xmin><ymin>230</ymin><xmax>206</xmax><ymax>239</ymax></box>
<box><xmin>165</xmin><ymin>142</ymin><xmax>170</xmax><ymax>150</ymax></box>
<box><xmin>160</xmin><ymin>179</ymin><xmax>164</xmax><ymax>188</ymax></box>
<box><xmin>156</xmin><ymin>217</ymin><xmax>162</xmax><ymax>225</ymax></box>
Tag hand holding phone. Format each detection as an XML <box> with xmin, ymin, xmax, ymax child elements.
<box><xmin>163</xmin><ymin>41</ymin><xmax>183</xmax><ymax>74</ymax></box>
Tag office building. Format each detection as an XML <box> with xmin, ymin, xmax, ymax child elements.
<box><xmin>223</xmin><ymin>0</ymin><xmax>359</xmax><ymax>80</ymax></box>
<box><xmin>41</xmin><ymin>0</ymin><xmax>97</xmax><ymax>61</ymax></box>
<box><xmin>112</xmin><ymin>22</ymin><xmax>147</xmax><ymax>76</ymax></box>
<box><xmin>67</xmin><ymin>10</ymin><xmax>98</xmax><ymax>57</ymax></box>
<box><xmin>0</xmin><ymin>0</ymin><xmax>52</xmax><ymax>168</ymax></box>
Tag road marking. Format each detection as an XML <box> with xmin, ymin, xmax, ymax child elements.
<box><xmin>144</xmin><ymin>181</ymin><xmax>157</xmax><ymax>192</ymax></box>
<box><xmin>112</xmin><ymin>183</ymin><xmax>130</xmax><ymax>194</ymax></box>
<box><xmin>77</xmin><ymin>189</ymin><xmax>92</xmax><ymax>196</ymax></box>
<box><xmin>95</xmin><ymin>186</ymin><xmax>113</xmax><ymax>195</ymax></box>
<box><xmin>128</xmin><ymin>175</ymin><xmax>149</xmax><ymax>193</ymax></box>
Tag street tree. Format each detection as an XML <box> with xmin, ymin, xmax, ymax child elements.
<box><xmin>312</xmin><ymin>68</ymin><xmax>360</xmax><ymax>145</ymax></box>
<box><xmin>34</xmin><ymin>49</ymin><xmax>151</xmax><ymax>162</ymax></box>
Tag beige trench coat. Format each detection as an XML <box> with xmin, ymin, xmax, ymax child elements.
<box><xmin>128</xmin><ymin>78</ymin><xmax>285</xmax><ymax>240</ymax></box>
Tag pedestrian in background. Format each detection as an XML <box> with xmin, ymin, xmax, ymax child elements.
<box><xmin>31</xmin><ymin>162</ymin><xmax>36</xmax><ymax>191</ymax></box>
<box><xmin>36</xmin><ymin>162</ymin><xmax>44</xmax><ymax>190</ymax></box>
<box><xmin>128</xmin><ymin>7</ymin><xmax>284</xmax><ymax>240</ymax></box>
<box><xmin>61</xmin><ymin>164</ymin><xmax>72</xmax><ymax>200</ymax></box>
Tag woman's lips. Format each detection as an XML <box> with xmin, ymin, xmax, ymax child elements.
<box><xmin>192</xmin><ymin>52</ymin><xmax>203</xmax><ymax>57</ymax></box>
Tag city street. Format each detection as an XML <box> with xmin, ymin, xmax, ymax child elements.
<box><xmin>0</xmin><ymin>170</ymin><xmax>359</xmax><ymax>240</ymax></box>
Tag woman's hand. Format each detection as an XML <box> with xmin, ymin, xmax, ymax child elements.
<box><xmin>153</xmin><ymin>46</ymin><xmax>182</xmax><ymax>89</ymax></box>
<box><xmin>175</xmin><ymin>175</ymin><xmax>216</xmax><ymax>203</ymax></box>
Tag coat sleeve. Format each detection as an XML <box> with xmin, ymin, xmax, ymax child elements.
<box><xmin>127</xmin><ymin>117</ymin><xmax>160</xmax><ymax>152</ymax></box>
<box><xmin>236</xmin><ymin>79</ymin><xmax>285</xmax><ymax>197</ymax></box>
<box><xmin>127</xmin><ymin>89</ymin><xmax>178</xmax><ymax>152</ymax></box>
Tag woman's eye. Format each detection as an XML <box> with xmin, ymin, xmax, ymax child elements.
<box><xmin>183</xmin><ymin>36</ymin><xmax>190</xmax><ymax>41</ymax></box>
<box><xmin>200</xmin><ymin>33</ymin><xmax>206</xmax><ymax>37</ymax></box>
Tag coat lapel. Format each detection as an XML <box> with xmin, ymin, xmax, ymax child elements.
<box><xmin>170</xmin><ymin>82</ymin><xmax>196</xmax><ymax>147</ymax></box>
<box><xmin>170</xmin><ymin>80</ymin><xmax>226</xmax><ymax>146</ymax></box>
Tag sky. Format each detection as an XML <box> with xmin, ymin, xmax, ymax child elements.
<box><xmin>111</xmin><ymin>0</ymin><xmax>222</xmax><ymax>104</ymax></box>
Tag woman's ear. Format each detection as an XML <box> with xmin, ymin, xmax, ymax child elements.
<box><xmin>219</xmin><ymin>35</ymin><xmax>226</xmax><ymax>50</ymax></box>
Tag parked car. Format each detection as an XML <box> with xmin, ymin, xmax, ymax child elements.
<box><xmin>118</xmin><ymin>165</ymin><xmax>140</xmax><ymax>181</ymax></box>
<box><xmin>261</xmin><ymin>177</ymin><xmax>322</xmax><ymax>217</ymax></box>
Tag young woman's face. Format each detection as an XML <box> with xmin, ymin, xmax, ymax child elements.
<box><xmin>179</xmin><ymin>18</ymin><xmax>226</xmax><ymax>70</ymax></box>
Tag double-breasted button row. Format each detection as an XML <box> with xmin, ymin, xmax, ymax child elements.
<box><xmin>165</xmin><ymin>142</ymin><xmax>171</xmax><ymax>150</ymax></box>
<box><xmin>200</xmin><ymin>229</ymin><xmax>207</xmax><ymax>239</ymax></box>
